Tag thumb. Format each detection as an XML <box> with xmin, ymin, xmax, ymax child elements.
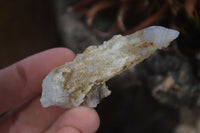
<box><xmin>45</xmin><ymin>107</ymin><xmax>100</xmax><ymax>133</ymax></box>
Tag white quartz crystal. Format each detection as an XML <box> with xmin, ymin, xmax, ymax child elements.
<box><xmin>40</xmin><ymin>26</ymin><xmax>179</xmax><ymax>108</ymax></box>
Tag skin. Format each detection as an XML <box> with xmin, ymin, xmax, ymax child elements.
<box><xmin>0</xmin><ymin>48</ymin><xmax>100</xmax><ymax>133</ymax></box>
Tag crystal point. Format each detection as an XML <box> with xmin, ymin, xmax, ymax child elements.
<box><xmin>40</xmin><ymin>26</ymin><xmax>179</xmax><ymax>108</ymax></box>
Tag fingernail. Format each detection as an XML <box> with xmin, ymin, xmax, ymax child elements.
<box><xmin>56</xmin><ymin>126</ymin><xmax>81</xmax><ymax>133</ymax></box>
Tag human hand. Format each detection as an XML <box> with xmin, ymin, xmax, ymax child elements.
<box><xmin>0</xmin><ymin>48</ymin><xmax>100</xmax><ymax>133</ymax></box>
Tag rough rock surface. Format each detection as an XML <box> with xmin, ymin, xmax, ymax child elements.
<box><xmin>40</xmin><ymin>26</ymin><xmax>179</xmax><ymax>108</ymax></box>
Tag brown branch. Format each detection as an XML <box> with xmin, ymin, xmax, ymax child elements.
<box><xmin>73</xmin><ymin>0</ymin><xmax>96</xmax><ymax>10</ymax></box>
<box><xmin>184</xmin><ymin>0</ymin><xmax>197</xmax><ymax>18</ymax></box>
<box><xmin>125</xmin><ymin>3</ymin><xmax>169</xmax><ymax>35</ymax></box>
<box><xmin>117</xmin><ymin>3</ymin><xmax>129</xmax><ymax>32</ymax></box>
<box><xmin>86</xmin><ymin>0</ymin><xmax>116</xmax><ymax>25</ymax></box>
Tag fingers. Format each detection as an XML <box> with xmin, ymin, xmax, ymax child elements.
<box><xmin>56</xmin><ymin>127</ymin><xmax>81</xmax><ymax>133</ymax></box>
<box><xmin>0</xmin><ymin>97</ymin><xmax>100</xmax><ymax>133</ymax></box>
<box><xmin>45</xmin><ymin>107</ymin><xmax>100</xmax><ymax>133</ymax></box>
<box><xmin>0</xmin><ymin>96</ymin><xmax>65</xmax><ymax>133</ymax></box>
<box><xmin>0</xmin><ymin>48</ymin><xmax>75</xmax><ymax>114</ymax></box>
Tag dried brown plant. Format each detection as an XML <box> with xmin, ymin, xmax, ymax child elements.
<box><xmin>73</xmin><ymin>0</ymin><xmax>200</xmax><ymax>35</ymax></box>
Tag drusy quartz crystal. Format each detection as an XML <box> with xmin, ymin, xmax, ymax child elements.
<box><xmin>40</xmin><ymin>26</ymin><xmax>179</xmax><ymax>108</ymax></box>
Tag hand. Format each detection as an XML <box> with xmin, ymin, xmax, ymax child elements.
<box><xmin>0</xmin><ymin>48</ymin><xmax>100</xmax><ymax>133</ymax></box>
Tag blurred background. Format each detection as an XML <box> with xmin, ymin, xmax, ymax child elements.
<box><xmin>1</xmin><ymin>0</ymin><xmax>200</xmax><ymax>133</ymax></box>
<box><xmin>0</xmin><ymin>0</ymin><xmax>61</xmax><ymax>68</ymax></box>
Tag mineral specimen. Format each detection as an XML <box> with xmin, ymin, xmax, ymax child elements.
<box><xmin>40</xmin><ymin>26</ymin><xmax>179</xmax><ymax>108</ymax></box>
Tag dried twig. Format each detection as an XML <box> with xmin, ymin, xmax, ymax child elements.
<box><xmin>117</xmin><ymin>3</ymin><xmax>129</xmax><ymax>32</ymax></box>
<box><xmin>125</xmin><ymin>2</ymin><xmax>169</xmax><ymax>35</ymax></box>
<box><xmin>184</xmin><ymin>0</ymin><xmax>197</xmax><ymax>18</ymax></box>
<box><xmin>73</xmin><ymin>0</ymin><xmax>96</xmax><ymax>10</ymax></box>
<box><xmin>86</xmin><ymin>0</ymin><xmax>116</xmax><ymax>25</ymax></box>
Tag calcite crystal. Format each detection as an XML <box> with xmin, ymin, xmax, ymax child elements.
<box><xmin>40</xmin><ymin>26</ymin><xmax>179</xmax><ymax>108</ymax></box>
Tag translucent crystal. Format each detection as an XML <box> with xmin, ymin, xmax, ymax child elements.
<box><xmin>40</xmin><ymin>26</ymin><xmax>179</xmax><ymax>108</ymax></box>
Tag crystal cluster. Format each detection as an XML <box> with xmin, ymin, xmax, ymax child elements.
<box><xmin>40</xmin><ymin>26</ymin><xmax>179</xmax><ymax>108</ymax></box>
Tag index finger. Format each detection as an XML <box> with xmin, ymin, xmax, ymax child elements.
<box><xmin>0</xmin><ymin>48</ymin><xmax>75</xmax><ymax>114</ymax></box>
